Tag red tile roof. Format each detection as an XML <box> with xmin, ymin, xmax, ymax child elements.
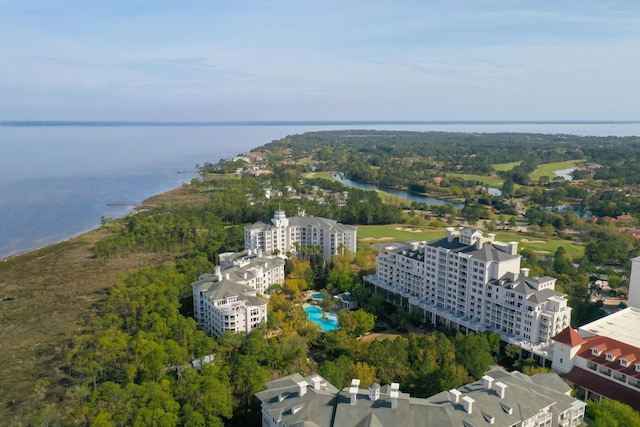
<box><xmin>576</xmin><ymin>335</ymin><xmax>640</xmax><ymax>380</ymax></box>
<box><xmin>621</xmin><ymin>353</ymin><xmax>637</xmax><ymax>364</ymax></box>
<box><xmin>553</xmin><ymin>327</ymin><xmax>587</xmax><ymax>347</ymax></box>
<box><xmin>561</xmin><ymin>367</ymin><xmax>640</xmax><ymax>410</ymax></box>
<box><xmin>606</xmin><ymin>348</ymin><xmax>622</xmax><ymax>358</ymax></box>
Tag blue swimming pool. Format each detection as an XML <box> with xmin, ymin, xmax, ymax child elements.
<box><xmin>304</xmin><ymin>306</ymin><xmax>339</xmax><ymax>331</ymax></box>
<box><xmin>311</xmin><ymin>293</ymin><xmax>324</xmax><ymax>299</ymax></box>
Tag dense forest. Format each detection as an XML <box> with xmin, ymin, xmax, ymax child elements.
<box><xmin>22</xmin><ymin>130</ymin><xmax>640</xmax><ymax>425</ymax></box>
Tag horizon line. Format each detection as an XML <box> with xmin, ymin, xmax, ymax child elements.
<box><xmin>1</xmin><ymin>119</ymin><xmax>640</xmax><ymax>127</ymax></box>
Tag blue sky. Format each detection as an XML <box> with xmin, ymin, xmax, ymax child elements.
<box><xmin>1</xmin><ymin>1</ymin><xmax>638</xmax><ymax>121</ymax></box>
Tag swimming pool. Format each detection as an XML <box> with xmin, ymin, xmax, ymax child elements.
<box><xmin>304</xmin><ymin>306</ymin><xmax>339</xmax><ymax>331</ymax></box>
<box><xmin>311</xmin><ymin>293</ymin><xmax>324</xmax><ymax>299</ymax></box>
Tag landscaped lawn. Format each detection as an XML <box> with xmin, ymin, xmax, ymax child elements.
<box><xmin>358</xmin><ymin>224</ymin><xmax>443</xmax><ymax>242</ymax></box>
<box><xmin>303</xmin><ymin>171</ymin><xmax>337</xmax><ymax>180</ymax></box>
<box><xmin>492</xmin><ymin>161</ymin><xmax>521</xmax><ymax>172</ymax></box>
<box><xmin>493</xmin><ymin>231</ymin><xmax>584</xmax><ymax>259</ymax></box>
<box><xmin>447</xmin><ymin>172</ymin><xmax>505</xmax><ymax>189</ymax></box>
<box><xmin>358</xmin><ymin>225</ymin><xmax>585</xmax><ymax>259</ymax></box>
<box><xmin>530</xmin><ymin>159</ymin><xmax>585</xmax><ymax>181</ymax></box>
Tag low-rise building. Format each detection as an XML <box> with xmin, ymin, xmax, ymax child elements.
<box><xmin>192</xmin><ymin>250</ymin><xmax>285</xmax><ymax>338</ymax></box>
<box><xmin>256</xmin><ymin>369</ymin><xmax>585</xmax><ymax>427</ymax></box>
<box><xmin>334</xmin><ymin>291</ymin><xmax>358</xmax><ymax>310</ymax></box>
<box><xmin>364</xmin><ymin>228</ymin><xmax>571</xmax><ymax>363</ymax></box>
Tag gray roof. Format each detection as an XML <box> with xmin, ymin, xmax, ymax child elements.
<box><xmin>462</xmin><ymin>243</ymin><xmax>519</xmax><ymax>262</ymax></box>
<box><xmin>255</xmin><ymin>374</ymin><xmax>339</xmax><ymax>427</ymax></box>
<box><xmin>245</xmin><ymin>215</ymin><xmax>356</xmax><ymax>233</ymax></box>
<box><xmin>488</xmin><ymin>275</ymin><xmax>565</xmax><ymax>305</ymax></box>
<box><xmin>257</xmin><ymin>369</ymin><xmax>582</xmax><ymax>427</ymax></box>
<box><xmin>427</xmin><ymin>237</ymin><xmax>469</xmax><ymax>251</ymax></box>
<box><xmin>426</xmin><ymin>236</ymin><xmax>520</xmax><ymax>263</ymax></box>
<box><xmin>192</xmin><ymin>277</ymin><xmax>266</xmax><ymax>306</ymax></box>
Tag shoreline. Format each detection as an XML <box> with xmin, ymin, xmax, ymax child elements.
<box><xmin>0</xmin><ymin>180</ymin><xmax>191</xmax><ymax>262</ymax></box>
<box><xmin>0</xmin><ymin>181</ymin><xmax>203</xmax><ymax>418</ymax></box>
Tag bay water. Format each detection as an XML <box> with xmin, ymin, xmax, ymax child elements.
<box><xmin>1</xmin><ymin>121</ymin><xmax>639</xmax><ymax>259</ymax></box>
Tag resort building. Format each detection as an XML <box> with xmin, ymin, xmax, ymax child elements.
<box><xmin>364</xmin><ymin>227</ymin><xmax>571</xmax><ymax>362</ymax></box>
<box><xmin>192</xmin><ymin>250</ymin><xmax>285</xmax><ymax>338</ymax></box>
<box><xmin>627</xmin><ymin>256</ymin><xmax>640</xmax><ymax>309</ymax></box>
<box><xmin>244</xmin><ymin>210</ymin><xmax>357</xmax><ymax>261</ymax></box>
<box><xmin>256</xmin><ymin>369</ymin><xmax>585</xmax><ymax>427</ymax></box>
<box><xmin>551</xmin><ymin>307</ymin><xmax>640</xmax><ymax>410</ymax></box>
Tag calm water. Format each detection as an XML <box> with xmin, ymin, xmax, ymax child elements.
<box><xmin>334</xmin><ymin>173</ymin><xmax>465</xmax><ymax>208</ymax></box>
<box><xmin>304</xmin><ymin>306</ymin><xmax>339</xmax><ymax>331</ymax></box>
<box><xmin>1</xmin><ymin>121</ymin><xmax>639</xmax><ymax>259</ymax></box>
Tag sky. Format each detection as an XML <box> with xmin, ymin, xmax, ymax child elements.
<box><xmin>1</xmin><ymin>0</ymin><xmax>639</xmax><ymax>121</ymax></box>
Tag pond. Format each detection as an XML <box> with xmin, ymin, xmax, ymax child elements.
<box><xmin>554</xmin><ymin>167</ymin><xmax>577</xmax><ymax>181</ymax></box>
<box><xmin>304</xmin><ymin>306</ymin><xmax>339</xmax><ymax>331</ymax></box>
<box><xmin>333</xmin><ymin>173</ymin><xmax>464</xmax><ymax>208</ymax></box>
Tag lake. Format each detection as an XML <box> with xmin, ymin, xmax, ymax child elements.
<box><xmin>1</xmin><ymin>121</ymin><xmax>639</xmax><ymax>259</ymax></box>
<box><xmin>333</xmin><ymin>173</ymin><xmax>464</xmax><ymax>208</ymax></box>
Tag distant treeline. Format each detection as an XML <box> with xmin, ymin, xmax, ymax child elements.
<box><xmin>255</xmin><ymin>130</ymin><xmax>640</xmax><ymax>184</ymax></box>
<box><xmin>94</xmin><ymin>174</ymin><xmax>403</xmax><ymax>258</ymax></box>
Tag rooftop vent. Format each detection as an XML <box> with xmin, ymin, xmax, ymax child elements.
<box><xmin>482</xmin><ymin>375</ymin><xmax>494</xmax><ymax>390</ymax></box>
<box><xmin>297</xmin><ymin>380</ymin><xmax>308</xmax><ymax>397</ymax></box>
<box><xmin>368</xmin><ymin>383</ymin><xmax>381</xmax><ymax>401</ymax></box>
<box><xmin>462</xmin><ymin>396</ymin><xmax>475</xmax><ymax>414</ymax></box>
<box><xmin>495</xmin><ymin>382</ymin><xmax>507</xmax><ymax>399</ymax></box>
<box><xmin>310</xmin><ymin>375</ymin><xmax>322</xmax><ymax>390</ymax></box>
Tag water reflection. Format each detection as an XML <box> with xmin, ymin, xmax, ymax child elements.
<box><xmin>333</xmin><ymin>173</ymin><xmax>464</xmax><ymax>208</ymax></box>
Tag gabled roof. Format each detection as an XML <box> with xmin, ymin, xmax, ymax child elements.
<box><xmin>575</xmin><ymin>334</ymin><xmax>640</xmax><ymax>379</ymax></box>
<box><xmin>552</xmin><ymin>327</ymin><xmax>587</xmax><ymax>347</ymax></box>
<box><xmin>463</xmin><ymin>243</ymin><xmax>519</xmax><ymax>263</ymax></box>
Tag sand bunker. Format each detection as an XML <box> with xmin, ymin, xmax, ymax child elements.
<box><xmin>361</xmin><ymin>237</ymin><xmax>395</xmax><ymax>242</ymax></box>
<box><xmin>395</xmin><ymin>227</ymin><xmax>424</xmax><ymax>232</ymax></box>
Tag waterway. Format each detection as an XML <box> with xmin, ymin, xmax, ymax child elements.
<box><xmin>2</xmin><ymin>121</ymin><xmax>638</xmax><ymax>259</ymax></box>
<box><xmin>333</xmin><ymin>173</ymin><xmax>465</xmax><ymax>208</ymax></box>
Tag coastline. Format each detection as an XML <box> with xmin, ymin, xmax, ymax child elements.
<box><xmin>0</xmin><ymin>183</ymin><xmax>193</xmax><ymax>419</ymax></box>
<box><xmin>0</xmin><ymin>176</ymin><xmax>194</xmax><ymax>261</ymax></box>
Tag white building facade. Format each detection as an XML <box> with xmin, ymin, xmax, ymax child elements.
<box><xmin>364</xmin><ymin>228</ymin><xmax>571</xmax><ymax>360</ymax></box>
<box><xmin>244</xmin><ymin>210</ymin><xmax>357</xmax><ymax>261</ymax></box>
<box><xmin>192</xmin><ymin>250</ymin><xmax>285</xmax><ymax>338</ymax></box>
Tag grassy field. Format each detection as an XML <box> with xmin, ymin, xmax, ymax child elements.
<box><xmin>358</xmin><ymin>225</ymin><xmax>584</xmax><ymax>259</ymax></box>
<box><xmin>358</xmin><ymin>224</ymin><xmax>443</xmax><ymax>242</ymax></box>
<box><xmin>530</xmin><ymin>159</ymin><xmax>585</xmax><ymax>181</ymax></box>
<box><xmin>302</xmin><ymin>171</ymin><xmax>336</xmax><ymax>180</ymax></box>
<box><xmin>0</xmin><ymin>189</ymin><xmax>189</xmax><ymax>421</ymax></box>
<box><xmin>492</xmin><ymin>161</ymin><xmax>521</xmax><ymax>172</ymax></box>
<box><xmin>447</xmin><ymin>172</ymin><xmax>505</xmax><ymax>188</ymax></box>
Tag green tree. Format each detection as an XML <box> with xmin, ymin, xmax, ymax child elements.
<box><xmin>327</xmin><ymin>253</ymin><xmax>357</xmax><ymax>293</ymax></box>
<box><xmin>587</xmin><ymin>399</ymin><xmax>640</xmax><ymax>427</ymax></box>
<box><xmin>338</xmin><ymin>310</ymin><xmax>375</xmax><ymax>337</ymax></box>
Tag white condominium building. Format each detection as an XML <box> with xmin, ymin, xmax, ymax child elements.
<box><xmin>364</xmin><ymin>228</ymin><xmax>571</xmax><ymax>359</ymax></box>
<box><xmin>244</xmin><ymin>210</ymin><xmax>357</xmax><ymax>261</ymax></box>
<box><xmin>192</xmin><ymin>250</ymin><xmax>285</xmax><ymax>338</ymax></box>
